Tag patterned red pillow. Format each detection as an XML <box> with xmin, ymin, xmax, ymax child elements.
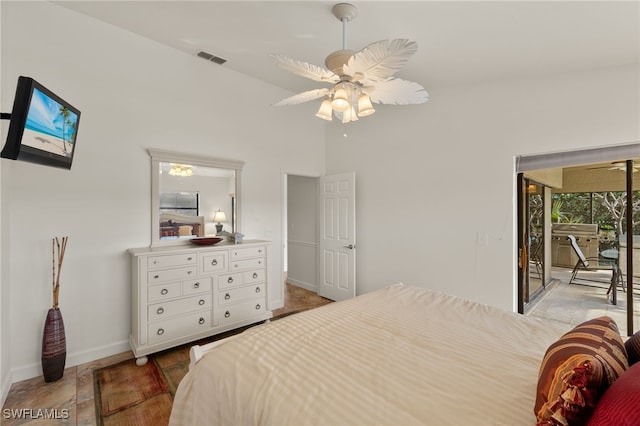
<box><xmin>624</xmin><ymin>330</ymin><xmax>640</xmax><ymax>366</ymax></box>
<box><xmin>587</xmin><ymin>362</ymin><xmax>640</xmax><ymax>425</ymax></box>
<box><xmin>535</xmin><ymin>317</ymin><xmax>628</xmax><ymax>426</ymax></box>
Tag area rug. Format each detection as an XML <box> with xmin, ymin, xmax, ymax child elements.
<box><xmin>94</xmin><ymin>313</ymin><xmax>299</xmax><ymax>425</ymax></box>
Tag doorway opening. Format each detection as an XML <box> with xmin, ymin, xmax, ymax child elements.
<box><xmin>282</xmin><ymin>171</ymin><xmax>357</xmax><ymax>306</ymax></box>
<box><xmin>283</xmin><ymin>174</ymin><xmax>320</xmax><ymax>296</ymax></box>
<box><xmin>516</xmin><ymin>144</ymin><xmax>639</xmax><ymax>336</ymax></box>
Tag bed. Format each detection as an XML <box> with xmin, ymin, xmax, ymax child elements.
<box><xmin>170</xmin><ymin>284</ymin><xmax>567</xmax><ymax>424</ymax></box>
<box><xmin>159</xmin><ymin>212</ymin><xmax>205</xmax><ymax>239</ymax></box>
<box><xmin>169</xmin><ymin>283</ymin><xmax>636</xmax><ymax>425</ymax></box>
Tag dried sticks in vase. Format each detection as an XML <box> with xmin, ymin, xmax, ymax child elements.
<box><xmin>51</xmin><ymin>236</ymin><xmax>68</xmax><ymax>309</ymax></box>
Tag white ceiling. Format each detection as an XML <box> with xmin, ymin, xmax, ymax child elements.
<box><xmin>54</xmin><ymin>1</ymin><xmax>639</xmax><ymax>96</ymax></box>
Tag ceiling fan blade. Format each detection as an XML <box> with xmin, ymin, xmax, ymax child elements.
<box><xmin>365</xmin><ymin>78</ymin><xmax>429</xmax><ymax>105</ymax></box>
<box><xmin>272</xmin><ymin>88</ymin><xmax>330</xmax><ymax>106</ymax></box>
<box><xmin>343</xmin><ymin>39</ymin><xmax>418</xmax><ymax>84</ymax></box>
<box><xmin>270</xmin><ymin>54</ymin><xmax>340</xmax><ymax>84</ymax></box>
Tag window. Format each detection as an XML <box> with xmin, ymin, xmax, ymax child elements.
<box><xmin>551</xmin><ymin>191</ymin><xmax>640</xmax><ymax>234</ymax></box>
<box><xmin>159</xmin><ymin>192</ymin><xmax>199</xmax><ymax>216</ymax></box>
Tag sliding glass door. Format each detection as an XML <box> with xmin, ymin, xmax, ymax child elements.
<box><xmin>516</xmin><ymin>151</ymin><xmax>637</xmax><ymax>336</ymax></box>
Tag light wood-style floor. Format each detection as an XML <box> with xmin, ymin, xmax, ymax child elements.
<box><xmin>1</xmin><ymin>283</ymin><xmax>331</xmax><ymax>425</ymax></box>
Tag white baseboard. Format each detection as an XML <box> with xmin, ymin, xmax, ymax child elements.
<box><xmin>287</xmin><ymin>278</ymin><xmax>317</xmax><ymax>293</ymax></box>
<box><xmin>269</xmin><ymin>298</ymin><xmax>284</xmax><ymax>310</ymax></box>
<box><xmin>10</xmin><ymin>340</ymin><xmax>131</xmax><ymax>383</ymax></box>
<box><xmin>1</xmin><ymin>370</ymin><xmax>12</xmax><ymax>408</ymax></box>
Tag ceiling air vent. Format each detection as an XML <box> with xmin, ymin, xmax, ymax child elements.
<box><xmin>197</xmin><ymin>51</ymin><xmax>227</xmax><ymax>65</ymax></box>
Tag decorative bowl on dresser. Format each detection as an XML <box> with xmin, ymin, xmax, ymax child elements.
<box><xmin>128</xmin><ymin>240</ymin><xmax>271</xmax><ymax>365</ymax></box>
<box><xmin>189</xmin><ymin>236</ymin><xmax>223</xmax><ymax>246</ymax></box>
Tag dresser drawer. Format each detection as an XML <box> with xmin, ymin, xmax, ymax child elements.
<box><xmin>217</xmin><ymin>297</ymin><xmax>267</xmax><ymax>325</ymax></box>
<box><xmin>218</xmin><ymin>273</ymin><xmax>242</xmax><ymax>289</ymax></box>
<box><xmin>148</xmin><ymin>282</ymin><xmax>181</xmax><ymax>302</ymax></box>
<box><xmin>147</xmin><ymin>266</ymin><xmax>197</xmax><ymax>284</ymax></box>
<box><xmin>219</xmin><ymin>283</ymin><xmax>266</xmax><ymax>306</ymax></box>
<box><xmin>230</xmin><ymin>246</ymin><xmax>266</xmax><ymax>260</ymax></box>
<box><xmin>148</xmin><ymin>294</ymin><xmax>212</xmax><ymax>321</ymax></box>
<box><xmin>148</xmin><ymin>312</ymin><xmax>211</xmax><ymax>345</ymax></box>
<box><xmin>231</xmin><ymin>258</ymin><xmax>264</xmax><ymax>271</ymax></box>
<box><xmin>147</xmin><ymin>253</ymin><xmax>197</xmax><ymax>270</ymax></box>
<box><xmin>243</xmin><ymin>269</ymin><xmax>265</xmax><ymax>284</ymax></box>
<box><xmin>182</xmin><ymin>277</ymin><xmax>212</xmax><ymax>296</ymax></box>
<box><xmin>201</xmin><ymin>251</ymin><xmax>228</xmax><ymax>274</ymax></box>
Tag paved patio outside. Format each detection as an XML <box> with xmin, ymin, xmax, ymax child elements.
<box><xmin>526</xmin><ymin>266</ymin><xmax>640</xmax><ymax>336</ymax></box>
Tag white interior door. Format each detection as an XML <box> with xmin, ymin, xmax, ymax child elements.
<box><xmin>319</xmin><ymin>172</ymin><xmax>356</xmax><ymax>301</ymax></box>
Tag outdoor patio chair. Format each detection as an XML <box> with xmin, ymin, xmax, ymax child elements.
<box><xmin>530</xmin><ymin>237</ymin><xmax>543</xmax><ymax>278</ymax></box>
<box><xmin>567</xmin><ymin>234</ymin><xmax>623</xmax><ymax>304</ymax></box>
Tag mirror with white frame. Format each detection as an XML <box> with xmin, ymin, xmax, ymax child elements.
<box><xmin>149</xmin><ymin>149</ymin><xmax>243</xmax><ymax>247</ymax></box>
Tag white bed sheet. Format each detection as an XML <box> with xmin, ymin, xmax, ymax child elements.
<box><xmin>170</xmin><ymin>283</ymin><xmax>569</xmax><ymax>425</ymax></box>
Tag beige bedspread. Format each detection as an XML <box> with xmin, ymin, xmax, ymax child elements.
<box><xmin>170</xmin><ymin>283</ymin><xmax>569</xmax><ymax>425</ymax></box>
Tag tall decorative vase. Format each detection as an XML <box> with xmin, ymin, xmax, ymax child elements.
<box><xmin>42</xmin><ymin>307</ymin><xmax>66</xmax><ymax>382</ymax></box>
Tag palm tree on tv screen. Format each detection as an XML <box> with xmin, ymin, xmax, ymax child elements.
<box><xmin>59</xmin><ymin>106</ymin><xmax>70</xmax><ymax>154</ymax></box>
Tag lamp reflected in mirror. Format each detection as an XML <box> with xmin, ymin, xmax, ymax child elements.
<box><xmin>213</xmin><ymin>209</ymin><xmax>227</xmax><ymax>233</ymax></box>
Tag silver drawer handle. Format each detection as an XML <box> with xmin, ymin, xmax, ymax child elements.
<box><xmin>157</xmin><ymin>328</ymin><xmax>164</xmax><ymax>335</ymax></box>
<box><xmin>255</xmin><ymin>304</ymin><xmax>261</xmax><ymax>310</ymax></box>
<box><xmin>187</xmin><ymin>270</ymin><xmax>192</xmax><ymax>275</ymax></box>
<box><xmin>234</xmin><ymin>264</ymin><xmax>238</xmax><ymax>268</ymax></box>
<box><xmin>193</xmin><ymin>282</ymin><xmax>200</xmax><ymax>289</ymax></box>
<box><xmin>157</xmin><ymin>307</ymin><xmax>164</xmax><ymax>315</ymax></box>
<box><xmin>154</xmin><ymin>275</ymin><xmax>160</xmax><ymax>279</ymax></box>
<box><xmin>199</xmin><ymin>317</ymin><xmax>205</xmax><ymax>325</ymax></box>
<box><xmin>199</xmin><ymin>299</ymin><xmax>205</xmax><ymax>306</ymax></box>
<box><xmin>227</xmin><ymin>277</ymin><xmax>234</xmax><ymax>284</ymax></box>
<box><xmin>225</xmin><ymin>311</ymin><xmax>230</xmax><ymax>318</ymax></box>
<box><xmin>255</xmin><ymin>287</ymin><xmax>261</xmax><ymax>293</ymax></box>
<box><xmin>161</xmin><ymin>288</ymin><xmax>168</xmax><ymax>295</ymax></box>
<box><xmin>225</xmin><ymin>293</ymin><xmax>231</xmax><ymax>300</ymax></box>
<box><xmin>258</xmin><ymin>261</ymin><xmax>262</xmax><ymax>265</ymax></box>
<box><xmin>252</xmin><ymin>272</ymin><xmax>258</xmax><ymax>279</ymax></box>
<box><xmin>258</xmin><ymin>249</ymin><xmax>262</xmax><ymax>253</ymax></box>
<box><xmin>187</xmin><ymin>256</ymin><xmax>193</xmax><ymax>261</ymax></box>
<box><xmin>211</xmin><ymin>259</ymin><xmax>218</xmax><ymax>266</ymax></box>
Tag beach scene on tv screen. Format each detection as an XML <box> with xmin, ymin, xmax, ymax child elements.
<box><xmin>22</xmin><ymin>88</ymin><xmax>78</xmax><ymax>158</ymax></box>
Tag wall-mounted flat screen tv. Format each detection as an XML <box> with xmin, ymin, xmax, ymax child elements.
<box><xmin>1</xmin><ymin>76</ymin><xmax>81</xmax><ymax>170</ymax></box>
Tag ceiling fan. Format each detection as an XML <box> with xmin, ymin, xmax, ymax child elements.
<box><xmin>270</xmin><ymin>2</ymin><xmax>429</xmax><ymax>123</ymax></box>
<box><xmin>587</xmin><ymin>161</ymin><xmax>638</xmax><ymax>172</ymax></box>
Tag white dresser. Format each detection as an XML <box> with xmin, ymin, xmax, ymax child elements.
<box><xmin>128</xmin><ymin>240</ymin><xmax>271</xmax><ymax>365</ymax></box>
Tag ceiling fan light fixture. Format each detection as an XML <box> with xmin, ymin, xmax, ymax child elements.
<box><xmin>316</xmin><ymin>98</ymin><xmax>333</xmax><ymax>121</ymax></box>
<box><xmin>341</xmin><ymin>105</ymin><xmax>359</xmax><ymax>123</ymax></box>
<box><xmin>357</xmin><ymin>94</ymin><xmax>375</xmax><ymax>117</ymax></box>
<box><xmin>270</xmin><ymin>2</ymin><xmax>428</xmax><ymax>125</ymax></box>
<box><xmin>168</xmin><ymin>163</ymin><xmax>193</xmax><ymax>177</ymax></box>
<box><xmin>331</xmin><ymin>86</ymin><xmax>351</xmax><ymax>111</ymax></box>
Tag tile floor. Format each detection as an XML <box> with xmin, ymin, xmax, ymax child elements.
<box><xmin>1</xmin><ymin>283</ymin><xmax>331</xmax><ymax>425</ymax></box>
<box><xmin>526</xmin><ymin>267</ymin><xmax>640</xmax><ymax>334</ymax></box>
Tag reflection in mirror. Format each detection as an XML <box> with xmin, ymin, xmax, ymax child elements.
<box><xmin>149</xmin><ymin>149</ymin><xmax>243</xmax><ymax>247</ymax></box>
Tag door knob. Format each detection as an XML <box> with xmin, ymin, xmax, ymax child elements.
<box><xmin>343</xmin><ymin>244</ymin><xmax>355</xmax><ymax>249</ymax></box>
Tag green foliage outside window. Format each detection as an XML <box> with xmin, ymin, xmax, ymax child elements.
<box><xmin>551</xmin><ymin>191</ymin><xmax>640</xmax><ymax>236</ymax></box>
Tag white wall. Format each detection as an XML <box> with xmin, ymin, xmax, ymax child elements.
<box><xmin>0</xmin><ymin>1</ymin><xmax>325</xmax><ymax>384</ymax></box>
<box><xmin>0</xmin><ymin>0</ymin><xmax>8</xmax><ymax>406</ymax></box>
<box><xmin>326</xmin><ymin>64</ymin><xmax>640</xmax><ymax>311</ymax></box>
<box><xmin>287</xmin><ymin>175</ymin><xmax>318</xmax><ymax>291</ymax></box>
